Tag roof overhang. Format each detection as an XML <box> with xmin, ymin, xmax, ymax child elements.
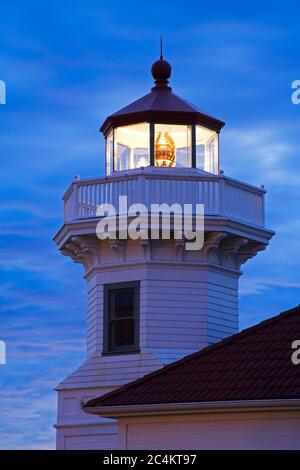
<box><xmin>54</xmin><ymin>215</ymin><xmax>274</xmax><ymax>251</ymax></box>
<box><xmin>100</xmin><ymin>111</ymin><xmax>225</xmax><ymax>136</ymax></box>
<box><xmin>83</xmin><ymin>398</ymin><xmax>300</xmax><ymax>419</ymax></box>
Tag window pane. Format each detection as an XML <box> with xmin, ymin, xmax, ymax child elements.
<box><xmin>112</xmin><ymin>318</ymin><xmax>135</xmax><ymax>347</ymax></box>
<box><xmin>106</xmin><ymin>131</ymin><xmax>113</xmax><ymax>175</ymax></box>
<box><xmin>116</xmin><ymin>144</ymin><xmax>130</xmax><ymax>171</ymax></box>
<box><xmin>114</xmin><ymin>123</ymin><xmax>150</xmax><ymax>171</ymax></box>
<box><xmin>113</xmin><ymin>289</ymin><xmax>134</xmax><ymax>318</ymax></box>
<box><xmin>196</xmin><ymin>126</ymin><xmax>218</xmax><ymax>174</ymax></box>
<box><xmin>154</xmin><ymin>124</ymin><xmax>191</xmax><ymax>168</ymax></box>
<box><xmin>106</xmin><ymin>284</ymin><xmax>139</xmax><ymax>352</ymax></box>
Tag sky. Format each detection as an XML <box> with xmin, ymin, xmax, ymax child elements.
<box><xmin>1</xmin><ymin>0</ymin><xmax>300</xmax><ymax>449</ymax></box>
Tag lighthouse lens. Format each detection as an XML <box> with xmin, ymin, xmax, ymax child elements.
<box><xmin>154</xmin><ymin>124</ymin><xmax>192</xmax><ymax>168</ymax></box>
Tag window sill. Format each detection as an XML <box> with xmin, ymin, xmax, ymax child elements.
<box><xmin>102</xmin><ymin>349</ymin><xmax>141</xmax><ymax>357</ymax></box>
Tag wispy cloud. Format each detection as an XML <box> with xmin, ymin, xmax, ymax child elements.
<box><xmin>240</xmin><ymin>277</ymin><xmax>300</xmax><ymax>296</ymax></box>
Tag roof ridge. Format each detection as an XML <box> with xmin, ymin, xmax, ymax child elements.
<box><xmin>85</xmin><ymin>304</ymin><xmax>300</xmax><ymax>408</ymax></box>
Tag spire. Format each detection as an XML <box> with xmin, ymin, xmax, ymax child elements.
<box><xmin>151</xmin><ymin>37</ymin><xmax>172</xmax><ymax>90</ymax></box>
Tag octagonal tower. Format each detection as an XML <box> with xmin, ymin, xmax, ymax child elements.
<box><xmin>54</xmin><ymin>53</ymin><xmax>274</xmax><ymax>449</ymax></box>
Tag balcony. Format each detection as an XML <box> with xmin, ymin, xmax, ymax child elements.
<box><xmin>63</xmin><ymin>167</ymin><xmax>266</xmax><ymax>228</ymax></box>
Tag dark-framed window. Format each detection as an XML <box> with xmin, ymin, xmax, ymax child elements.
<box><xmin>103</xmin><ymin>281</ymin><xmax>140</xmax><ymax>354</ymax></box>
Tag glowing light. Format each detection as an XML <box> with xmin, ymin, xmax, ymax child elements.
<box><xmin>155</xmin><ymin>131</ymin><xmax>176</xmax><ymax>167</ymax></box>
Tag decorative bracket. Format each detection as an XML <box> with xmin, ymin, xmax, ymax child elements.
<box><xmin>174</xmin><ymin>238</ymin><xmax>185</xmax><ymax>261</ymax></box>
<box><xmin>61</xmin><ymin>236</ymin><xmax>101</xmax><ymax>272</ymax></box>
<box><xmin>139</xmin><ymin>238</ymin><xmax>152</xmax><ymax>261</ymax></box>
<box><xmin>202</xmin><ymin>232</ymin><xmax>227</xmax><ymax>260</ymax></box>
<box><xmin>108</xmin><ymin>239</ymin><xmax>126</xmax><ymax>262</ymax></box>
<box><xmin>236</xmin><ymin>242</ymin><xmax>266</xmax><ymax>268</ymax></box>
<box><xmin>220</xmin><ymin>237</ymin><xmax>248</xmax><ymax>266</ymax></box>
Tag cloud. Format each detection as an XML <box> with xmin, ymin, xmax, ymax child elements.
<box><xmin>222</xmin><ymin>122</ymin><xmax>300</xmax><ymax>180</ymax></box>
<box><xmin>0</xmin><ymin>382</ymin><xmax>57</xmax><ymax>449</ymax></box>
<box><xmin>240</xmin><ymin>276</ymin><xmax>300</xmax><ymax>296</ymax></box>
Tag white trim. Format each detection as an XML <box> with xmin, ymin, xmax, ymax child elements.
<box><xmin>84</xmin><ymin>399</ymin><xmax>300</xmax><ymax>419</ymax></box>
<box><xmin>54</xmin><ymin>216</ymin><xmax>274</xmax><ymax>249</ymax></box>
<box><xmin>54</xmin><ymin>421</ymin><xmax>117</xmax><ymax>430</ymax></box>
<box><xmin>63</xmin><ymin>167</ymin><xmax>266</xmax><ymax>196</ymax></box>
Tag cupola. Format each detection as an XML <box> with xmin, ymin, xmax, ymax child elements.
<box><xmin>101</xmin><ymin>53</ymin><xmax>225</xmax><ymax>175</ymax></box>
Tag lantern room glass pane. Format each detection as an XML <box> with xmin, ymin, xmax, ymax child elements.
<box><xmin>196</xmin><ymin>125</ymin><xmax>218</xmax><ymax>174</ymax></box>
<box><xmin>114</xmin><ymin>123</ymin><xmax>150</xmax><ymax>171</ymax></box>
<box><xmin>154</xmin><ymin>124</ymin><xmax>192</xmax><ymax>168</ymax></box>
<box><xmin>106</xmin><ymin>131</ymin><xmax>113</xmax><ymax>175</ymax></box>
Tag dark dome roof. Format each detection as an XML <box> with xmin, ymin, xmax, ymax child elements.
<box><xmin>100</xmin><ymin>56</ymin><xmax>225</xmax><ymax>135</ymax></box>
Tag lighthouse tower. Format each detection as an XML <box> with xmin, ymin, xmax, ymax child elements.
<box><xmin>54</xmin><ymin>54</ymin><xmax>274</xmax><ymax>449</ymax></box>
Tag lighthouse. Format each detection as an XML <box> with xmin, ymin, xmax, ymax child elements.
<box><xmin>54</xmin><ymin>53</ymin><xmax>274</xmax><ymax>450</ymax></box>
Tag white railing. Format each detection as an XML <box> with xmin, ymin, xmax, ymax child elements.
<box><xmin>63</xmin><ymin>168</ymin><xmax>265</xmax><ymax>227</ymax></box>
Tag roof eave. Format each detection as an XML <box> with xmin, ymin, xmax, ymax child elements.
<box><xmin>100</xmin><ymin>111</ymin><xmax>225</xmax><ymax>136</ymax></box>
<box><xmin>83</xmin><ymin>398</ymin><xmax>300</xmax><ymax>419</ymax></box>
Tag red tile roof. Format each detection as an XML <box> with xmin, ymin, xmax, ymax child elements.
<box><xmin>85</xmin><ymin>306</ymin><xmax>300</xmax><ymax>409</ymax></box>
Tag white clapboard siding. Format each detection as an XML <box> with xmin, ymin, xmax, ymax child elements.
<box><xmin>122</xmin><ymin>411</ymin><xmax>300</xmax><ymax>450</ymax></box>
<box><xmin>60</xmin><ymin>423</ymin><xmax>118</xmax><ymax>450</ymax></box>
<box><xmin>140</xmin><ymin>269</ymin><xmax>238</xmax><ymax>351</ymax></box>
<box><xmin>58</xmin><ymin>350</ymin><xmax>165</xmax><ymax>389</ymax></box>
<box><xmin>64</xmin><ymin>262</ymin><xmax>240</xmax><ymax>391</ymax></box>
<box><xmin>87</xmin><ymin>278</ymin><xmax>103</xmax><ymax>357</ymax></box>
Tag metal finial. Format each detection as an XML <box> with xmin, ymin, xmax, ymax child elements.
<box><xmin>151</xmin><ymin>37</ymin><xmax>171</xmax><ymax>89</ymax></box>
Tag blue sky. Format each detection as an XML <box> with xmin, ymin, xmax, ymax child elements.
<box><xmin>1</xmin><ymin>0</ymin><xmax>300</xmax><ymax>449</ymax></box>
